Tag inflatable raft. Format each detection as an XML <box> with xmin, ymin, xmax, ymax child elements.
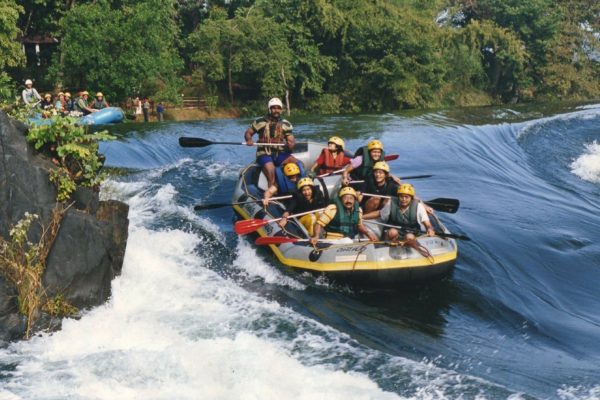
<box><xmin>28</xmin><ymin>107</ymin><xmax>124</xmax><ymax>127</ymax></box>
<box><xmin>231</xmin><ymin>142</ymin><xmax>458</xmax><ymax>285</ymax></box>
<box><xmin>79</xmin><ymin>107</ymin><xmax>124</xmax><ymax>125</ymax></box>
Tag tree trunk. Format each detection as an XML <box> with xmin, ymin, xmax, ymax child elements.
<box><xmin>228</xmin><ymin>46</ymin><xmax>233</xmax><ymax>104</ymax></box>
<box><xmin>280</xmin><ymin>65</ymin><xmax>290</xmax><ymax>116</ymax></box>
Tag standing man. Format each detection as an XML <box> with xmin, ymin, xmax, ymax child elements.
<box><xmin>142</xmin><ymin>98</ymin><xmax>150</xmax><ymax>122</ymax></box>
<box><xmin>244</xmin><ymin>97</ymin><xmax>299</xmax><ymax>188</ymax></box>
<box><xmin>21</xmin><ymin>79</ymin><xmax>42</xmax><ymax>107</ymax></box>
<box><xmin>310</xmin><ymin>187</ymin><xmax>378</xmax><ymax>245</ymax></box>
<box><xmin>156</xmin><ymin>102</ymin><xmax>164</xmax><ymax>121</ymax></box>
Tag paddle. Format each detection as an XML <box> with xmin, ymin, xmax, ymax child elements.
<box><xmin>361</xmin><ymin>193</ymin><xmax>459</xmax><ymax>214</ymax></box>
<box><xmin>234</xmin><ymin>208</ymin><xmax>327</xmax><ymax>235</ymax></box>
<box><xmin>365</xmin><ymin>220</ymin><xmax>470</xmax><ymax>241</ymax></box>
<box><xmin>179</xmin><ymin>137</ymin><xmax>285</xmax><ymax>148</ymax></box>
<box><xmin>255</xmin><ymin>237</ymin><xmax>374</xmax><ymax>246</ymax></box>
<box><xmin>194</xmin><ymin>195</ymin><xmax>292</xmax><ymax>211</ymax></box>
<box><xmin>349</xmin><ymin>174</ymin><xmax>433</xmax><ymax>184</ymax></box>
<box><xmin>317</xmin><ymin>154</ymin><xmax>400</xmax><ymax>178</ymax></box>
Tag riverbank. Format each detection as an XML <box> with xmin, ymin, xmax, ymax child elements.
<box><xmin>126</xmin><ymin>107</ymin><xmax>241</xmax><ymax>122</ymax></box>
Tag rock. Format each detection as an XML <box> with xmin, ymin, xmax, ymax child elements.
<box><xmin>0</xmin><ymin>110</ymin><xmax>128</xmax><ymax>342</ymax></box>
<box><xmin>0</xmin><ymin>276</ymin><xmax>26</xmax><ymax>345</ymax></box>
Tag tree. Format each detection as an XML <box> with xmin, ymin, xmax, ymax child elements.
<box><xmin>53</xmin><ymin>0</ymin><xmax>183</xmax><ymax>101</ymax></box>
<box><xmin>0</xmin><ymin>0</ymin><xmax>24</xmax><ymax>71</ymax></box>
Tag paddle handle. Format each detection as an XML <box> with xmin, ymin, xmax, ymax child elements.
<box><xmin>233</xmin><ymin>195</ymin><xmax>292</xmax><ymax>206</ymax></box>
<box><xmin>274</xmin><ymin>207</ymin><xmax>327</xmax><ymax>223</ymax></box>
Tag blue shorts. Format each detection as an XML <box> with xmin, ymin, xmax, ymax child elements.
<box><xmin>257</xmin><ymin>152</ymin><xmax>292</xmax><ymax>167</ymax></box>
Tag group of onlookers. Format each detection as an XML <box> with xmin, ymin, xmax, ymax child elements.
<box><xmin>21</xmin><ymin>79</ymin><xmax>109</xmax><ymax>117</ymax></box>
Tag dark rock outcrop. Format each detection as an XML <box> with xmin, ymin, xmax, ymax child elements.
<box><xmin>0</xmin><ymin>110</ymin><xmax>128</xmax><ymax>343</ymax></box>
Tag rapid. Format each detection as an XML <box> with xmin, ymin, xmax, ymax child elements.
<box><xmin>1</xmin><ymin>102</ymin><xmax>599</xmax><ymax>399</ymax></box>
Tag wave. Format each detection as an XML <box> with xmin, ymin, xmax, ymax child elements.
<box><xmin>570</xmin><ymin>140</ymin><xmax>600</xmax><ymax>184</ymax></box>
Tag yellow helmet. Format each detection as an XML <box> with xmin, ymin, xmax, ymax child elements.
<box><xmin>328</xmin><ymin>136</ymin><xmax>345</xmax><ymax>150</ymax></box>
<box><xmin>81</xmin><ymin>91</ymin><xmax>89</xmax><ymax>96</ymax></box>
<box><xmin>64</xmin><ymin>92</ymin><xmax>71</xmax><ymax>98</ymax></box>
<box><xmin>367</xmin><ymin>140</ymin><xmax>383</xmax><ymax>151</ymax></box>
<box><xmin>44</xmin><ymin>93</ymin><xmax>52</xmax><ymax>99</ymax></box>
<box><xmin>283</xmin><ymin>163</ymin><xmax>300</xmax><ymax>177</ymax></box>
<box><xmin>373</xmin><ymin>161</ymin><xmax>390</xmax><ymax>173</ymax></box>
<box><xmin>397</xmin><ymin>183</ymin><xmax>415</xmax><ymax>197</ymax></box>
<box><xmin>338</xmin><ymin>186</ymin><xmax>358</xmax><ymax>199</ymax></box>
<box><xmin>297</xmin><ymin>177</ymin><xmax>314</xmax><ymax>190</ymax></box>
<box><xmin>96</xmin><ymin>92</ymin><xmax>103</xmax><ymax>97</ymax></box>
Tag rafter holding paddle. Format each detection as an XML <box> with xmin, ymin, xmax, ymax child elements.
<box><xmin>234</xmin><ymin>208</ymin><xmax>327</xmax><ymax>235</ymax></box>
<box><xmin>361</xmin><ymin>193</ymin><xmax>459</xmax><ymax>214</ymax></box>
<box><xmin>179</xmin><ymin>137</ymin><xmax>286</xmax><ymax>148</ymax></box>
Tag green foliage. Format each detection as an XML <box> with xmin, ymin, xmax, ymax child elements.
<box><xmin>307</xmin><ymin>94</ymin><xmax>343</xmax><ymax>114</ymax></box>
<box><xmin>43</xmin><ymin>293</ymin><xmax>78</xmax><ymax>317</ymax></box>
<box><xmin>53</xmin><ymin>0</ymin><xmax>183</xmax><ymax>100</ymax></box>
<box><xmin>0</xmin><ymin>72</ymin><xmax>17</xmax><ymax>105</ymax></box>
<box><xmin>0</xmin><ymin>213</ymin><xmax>44</xmax><ymax>338</ymax></box>
<box><xmin>443</xmin><ymin>20</ymin><xmax>529</xmax><ymax>101</ymax></box>
<box><xmin>0</xmin><ymin>0</ymin><xmax>24</xmax><ymax>71</ymax></box>
<box><xmin>26</xmin><ymin>116</ymin><xmax>115</xmax><ymax>201</ymax></box>
<box><xmin>7</xmin><ymin>0</ymin><xmax>600</xmax><ymax>111</ymax></box>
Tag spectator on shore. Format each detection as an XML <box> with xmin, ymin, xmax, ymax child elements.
<box><xmin>134</xmin><ymin>97</ymin><xmax>142</xmax><ymax>119</ymax></box>
<box><xmin>156</xmin><ymin>102</ymin><xmax>164</xmax><ymax>121</ymax></box>
<box><xmin>21</xmin><ymin>79</ymin><xmax>42</xmax><ymax>107</ymax></box>
<box><xmin>142</xmin><ymin>98</ymin><xmax>150</xmax><ymax>122</ymax></box>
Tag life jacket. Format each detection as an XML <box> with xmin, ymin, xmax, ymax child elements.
<box><xmin>254</xmin><ymin>116</ymin><xmax>292</xmax><ymax>157</ymax></box>
<box><xmin>326</xmin><ymin>197</ymin><xmax>360</xmax><ymax>237</ymax></box>
<box><xmin>92</xmin><ymin>99</ymin><xmax>108</xmax><ymax>109</ymax></box>
<box><xmin>274</xmin><ymin>163</ymin><xmax>305</xmax><ymax>194</ymax></box>
<box><xmin>73</xmin><ymin>97</ymin><xmax>88</xmax><ymax>113</ymax></box>
<box><xmin>290</xmin><ymin>186</ymin><xmax>326</xmax><ymax>214</ymax></box>
<box><xmin>22</xmin><ymin>89</ymin><xmax>38</xmax><ymax>104</ymax></box>
<box><xmin>352</xmin><ymin>146</ymin><xmax>386</xmax><ymax>180</ymax></box>
<box><xmin>318</xmin><ymin>149</ymin><xmax>351</xmax><ymax>175</ymax></box>
<box><xmin>388</xmin><ymin>197</ymin><xmax>420</xmax><ymax>232</ymax></box>
<box><xmin>364</xmin><ymin>175</ymin><xmax>398</xmax><ymax>196</ymax></box>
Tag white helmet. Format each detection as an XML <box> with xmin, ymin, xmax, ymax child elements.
<box><xmin>25</xmin><ymin>79</ymin><xmax>33</xmax><ymax>85</ymax></box>
<box><xmin>267</xmin><ymin>97</ymin><xmax>283</xmax><ymax>111</ymax></box>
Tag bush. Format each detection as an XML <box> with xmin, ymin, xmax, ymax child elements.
<box><xmin>26</xmin><ymin>116</ymin><xmax>116</xmax><ymax>201</ymax></box>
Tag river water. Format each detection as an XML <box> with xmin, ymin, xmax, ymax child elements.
<box><xmin>1</xmin><ymin>103</ymin><xmax>599</xmax><ymax>399</ymax></box>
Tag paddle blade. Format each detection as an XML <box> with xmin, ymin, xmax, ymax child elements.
<box><xmin>179</xmin><ymin>137</ymin><xmax>212</xmax><ymax>147</ymax></box>
<box><xmin>234</xmin><ymin>218</ymin><xmax>269</xmax><ymax>235</ymax></box>
<box><xmin>255</xmin><ymin>236</ymin><xmax>300</xmax><ymax>245</ymax></box>
<box><xmin>194</xmin><ymin>203</ymin><xmax>229</xmax><ymax>211</ymax></box>
<box><xmin>424</xmin><ymin>198</ymin><xmax>460</xmax><ymax>214</ymax></box>
<box><xmin>384</xmin><ymin>154</ymin><xmax>399</xmax><ymax>161</ymax></box>
<box><xmin>399</xmin><ymin>174</ymin><xmax>433</xmax><ymax>180</ymax></box>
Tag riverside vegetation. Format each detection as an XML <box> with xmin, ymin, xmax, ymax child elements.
<box><xmin>0</xmin><ymin>110</ymin><xmax>115</xmax><ymax>338</ymax></box>
<box><xmin>1</xmin><ymin>0</ymin><xmax>599</xmax><ymax>113</ymax></box>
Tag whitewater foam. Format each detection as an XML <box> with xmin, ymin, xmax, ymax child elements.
<box><xmin>570</xmin><ymin>141</ymin><xmax>600</xmax><ymax>184</ymax></box>
<box><xmin>0</xmin><ymin>167</ymin><xmax>510</xmax><ymax>399</ymax></box>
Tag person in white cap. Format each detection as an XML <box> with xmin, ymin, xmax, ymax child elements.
<box><xmin>21</xmin><ymin>79</ymin><xmax>42</xmax><ymax>107</ymax></box>
<box><xmin>244</xmin><ymin>97</ymin><xmax>300</xmax><ymax>188</ymax></box>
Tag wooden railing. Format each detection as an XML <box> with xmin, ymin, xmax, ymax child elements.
<box><xmin>182</xmin><ymin>96</ymin><xmax>207</xmax><ymax>109</ymax></box>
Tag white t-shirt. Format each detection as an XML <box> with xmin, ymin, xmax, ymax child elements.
<box><xmin>379</xmin><ymin>200</ymin><xmax>430</xmax><ymax>231</ymax></box>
